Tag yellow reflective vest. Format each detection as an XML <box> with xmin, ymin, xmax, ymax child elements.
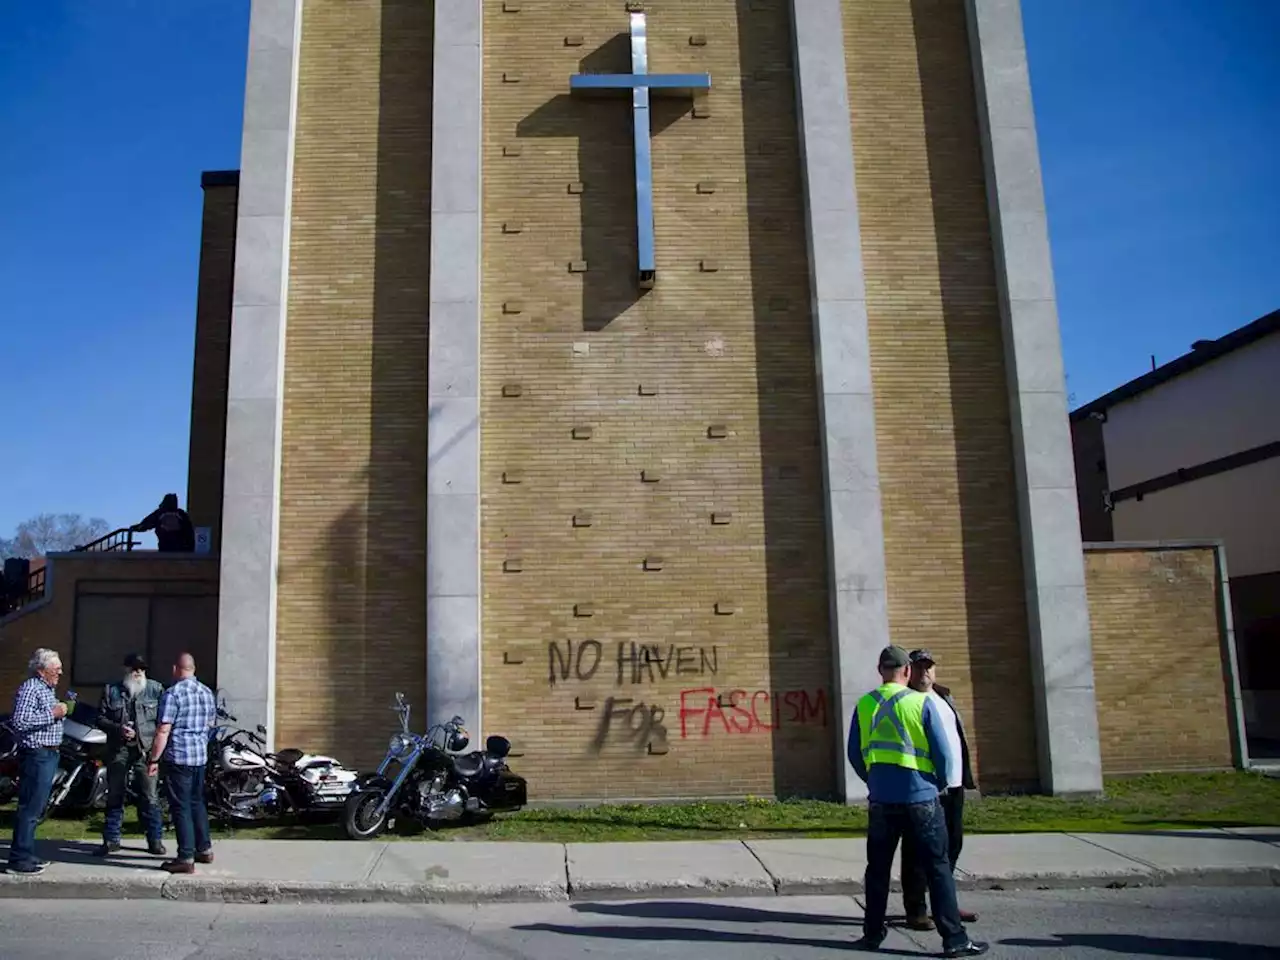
<box><xmin>856</xmin><ymin>682</ymin><xmax>936</xmax><ymax>776</ymax></box>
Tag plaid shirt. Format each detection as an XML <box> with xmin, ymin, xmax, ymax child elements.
<box><xmin>157</xmin><ymin>676</ymin><xmax>217</xmax><ymax>766</ymax></box>
<box><xmin>10</xmin><ymin>676</ymin><xmax>64</xmax><ymax>749</ymax></box>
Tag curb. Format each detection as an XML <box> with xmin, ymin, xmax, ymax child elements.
<box><xmin>0</xmin><ymin>868</ymin><xmax>1275</xmax><ymax>904</ymax></box>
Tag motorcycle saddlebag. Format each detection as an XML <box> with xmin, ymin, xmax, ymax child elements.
<box><xmin>489</xmin><ymin>770</ymin><xmax>528</xmax><ymax>810</ymax></box>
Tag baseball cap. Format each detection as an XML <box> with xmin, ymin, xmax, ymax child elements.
<box><xmin>878</xmin><ymin>645</ymin><xmax>911</xmax><ymax>669</ymax></box>
<box><xmin>909</xmin><ymin>649</ymin><xmax>936</xmax><ymax>665</ymax></box>
<box><xmin>122</xmin><ymin>652</ymin><xmax>148</xmax><ymax>671</ymax></box>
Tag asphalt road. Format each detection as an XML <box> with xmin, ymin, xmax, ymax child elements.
<box><xmin>1</xmin><ymin>887</ymin><xmax>1278</xmax><ymax>959</ymax></box>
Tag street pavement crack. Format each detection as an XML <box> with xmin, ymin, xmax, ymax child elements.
<box><xmin>739</xmin><ymin>839</ymin><xmax>780</xmax><ymax>894</ymax></box>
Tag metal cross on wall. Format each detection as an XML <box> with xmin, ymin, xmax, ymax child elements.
<box><xmin>570</xmin><ymin>12</ymin><xmax>712</xmax><ymax>290</ymax></box>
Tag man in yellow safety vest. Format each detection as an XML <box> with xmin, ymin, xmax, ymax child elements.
<box><xmin>849</xmin><ymin>645</ymin><xmax>987</xmax><ymax>957</ymax></box>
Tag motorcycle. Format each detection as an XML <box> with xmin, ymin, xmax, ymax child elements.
<box><xmin>205</xmin><ymin>702</ymin><xmax>358</xmax><ymax>822</ymax></box>
<box><xmin>43</xmin><ymin>693</ymin><xmax>113</xmax><ymax>816</ymax></box>
<box><xmin>343</xmin><ymin>693</ymin><xmax>527</xmax><ymax>840</ymax></box>
<box><xmin>0</xmin><ymin>716</ymin><xmax>18</xmax><ymax>805</ymax></box>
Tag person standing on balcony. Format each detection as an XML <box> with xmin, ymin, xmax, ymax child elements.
<box><xmin>6</xmin><ymin>648</ymin><xmax>67</xmax><ymax>876</ymax></box>
<box><xmin>94</xmin><ymin>652</ymin><xmax>166</xmax><ymax>857</ymax></box>
<box><xmin>131</xmin><ymin>493</ymin><xmax>194</xmax><ymax>552</ymax></box>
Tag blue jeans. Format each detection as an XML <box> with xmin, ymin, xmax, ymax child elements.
<box><xmin>8</xmin><ymin>748</ymin><xmax>60</xmax><ymax>868</ymax></box>
<box><xmin>162</xmin><ymin>762</ymin><xmax>210</xmax><ymax>862</ymax></box>
<box><xmin>103</xmin><ymin>746</ymin><xmax>163</xmax><ymax>845</ymax></box>
<box><xmin>863</xmin><ymin>798</ymin><xmax>968</xmax><ymax>950</ymax></box>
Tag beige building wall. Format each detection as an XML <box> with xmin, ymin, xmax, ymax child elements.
<box><xmin>480</xmin><ymin>0</ymin><xmax>833</xmax><ymax>800</ymax></box>
<box><xmin>273</xmin><ymin>0</ymin><xmax>433</xmax><ymax>768</ymax></box>
<box><xmin>1085</xmin><ymin>546</ymin><xmax>1237</xmax><ymax>774</ymax></box>
<box><xmin>843</xmin><ymin>0</ymin><xmax>1037</xmax><ymax>790</ymax></box>
<box><xmin>186</xmin><ymin>175</ymin><xmax>239</xmax><ymax>545</ymax></box>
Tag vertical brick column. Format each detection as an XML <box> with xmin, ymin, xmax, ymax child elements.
<box><xmin>427</xmin><ymin>0</ymin><xmax>483</xmax><ymax>733</ymax></box>
<box><xmin>186</xmin><ymin>173</ymin><xmax>239</xmax><ymax>546</ymax></box>
<box><xmin>790</xmin><ymin>0</ymin><xmax>891</xmax><ymax>802</ymax></box>
<box><xmin>966</xmin><ymin>0</ymin><xmax>1103</xmax><ymax>794</ymax></box>
<box><xmin>216</xmin><ymin>0</ymin><xmax>302</xmax><ymax>743</ymax></box>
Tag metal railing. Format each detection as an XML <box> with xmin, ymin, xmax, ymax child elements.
<box><xmin>74</xmin><ymin>527</ymin><xmax>140</xmax><ymax>553</ymax></box>
<box><xmin>1</xmin><ymin>566</ymin><xmax>47</xmax><ymax>618</ymax></box>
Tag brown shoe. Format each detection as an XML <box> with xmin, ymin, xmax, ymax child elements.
<box><xmin>161</xmin><ymin>860</ymin><xmax>195</xmax><ymax>874</ymax></box>
<box><xmin>906</xmin><ymin>915</ymin><xmax>936</xmax><ymax>931</ymax></box>
<box><xmin>195</xmin><ymin>849</ymin><xmax>214</xmax><ymax>865</ymax></box>
<box><xmin>959</xmin><ymin>909</ymin><xmax>979</xmax><ymax>923</ymax></box>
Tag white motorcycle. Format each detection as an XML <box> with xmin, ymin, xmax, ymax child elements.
<box><xmin>205</xmin><ymin>702</ymin><xmax>358</xmax><ymax>821</ymax></box>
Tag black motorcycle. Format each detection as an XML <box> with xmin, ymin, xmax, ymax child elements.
<box><xmin>343</xmin><ymin>693</ymin><xmax>527</xmax><ymax>839</ymax></box>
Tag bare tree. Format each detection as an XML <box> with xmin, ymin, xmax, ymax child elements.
<box><xmin>0</xmin><ymin>513</ymin><xmax>112</xmax><ymax>559</ymax></box>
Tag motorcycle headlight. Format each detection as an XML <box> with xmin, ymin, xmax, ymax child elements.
<box><xmin>387</xmin><ymin>733</ymin><xmax>414</xmax><ymax>759</ymax></box>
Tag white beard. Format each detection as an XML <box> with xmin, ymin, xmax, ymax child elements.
<box><xmin>122</xmin><ymin>674</ymin><xmax>147</xmax><ymax>698</ymax></box>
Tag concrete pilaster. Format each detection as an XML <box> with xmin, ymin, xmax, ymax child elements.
<box><xmin>966</xmin><ymin>0</ymin><xmax>1104</xmax><ymax>794</ymax></box>
<box><xmin>426</xmin><ymin>0</ymin><xmax>483</xmax><ymax>735</ymax></box>
<box><xmin>216</xmin><ymin>0</ymin><xmax>302</xmax><ymax>745</ymax></box>
<box><xmin>791</xmin><ymin>0</ymin><xmax>892</xmax><ymax>803</ymax></box>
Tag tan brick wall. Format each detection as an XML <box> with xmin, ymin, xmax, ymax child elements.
<box><xmin>0</xmin><ymin>555</ymin><xmax>219</xmax><ymax>706</ymax></box>
<box><xmin>186</xmin><ymin>177</ymin><xmax>238</xmax><ymax>544</ymax></box>
<box><xmin>1086</xmin><ymin>547</ymin><xmax>1235</xmax><ymax>773</ymax></box>
<box><xmin>481</xmin><ymin>0</ymin><xmax>833</xmax><ymax>800</ymax></box>
<box><xmin>843</xmin><ymin>0</ymin><xmax>1037</xmax><ymax>790</ymax></box>
<box><xmin>275</xmin><ymin>0</ymin><xmax>433</xmax><ymax>768</ymax></box>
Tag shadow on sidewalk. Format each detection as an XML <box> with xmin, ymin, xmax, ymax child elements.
<box><xmin>0</xmin><ymin>838</ymin><xmax>164</xmax><ymax>870</ymax></box>
<box><xmin>573</xmin><ymin>900</ymin><xmax>857</xmax><ymax>926</ymax></box>
<box><xmin>1002</xmin><ymin>933</ymin><xmax>1277</xmax><ymax>958</ymax></box>
<box><xmin>572</xmin><ymin>900</ymin><xmax>928</xmax><ymax>931</ymax></box>
<box><xmin>515</xmin><ymin>922</ymin><xmax>921</xmax><ymax>956</ymax></box>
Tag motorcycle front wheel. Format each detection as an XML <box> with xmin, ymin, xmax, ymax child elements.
<box><xmin>343</xmin><ymin>788</ymin><xmax>389</xmax><ymax>841</ymax></box>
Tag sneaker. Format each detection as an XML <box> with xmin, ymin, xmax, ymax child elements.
<box><xmin>959</xmin><ymin>909</ymin><xmax>979</xmax><ymax>923</ymax></box>
<box><xmin>906</xmin><ymin>915</ymin><xmax>936</xmax><ymax>931</ymax></box>
<box><xmin>93</xmin><ymin>842</ymin><xmax>121</xmax><ymax>857</ymax></box>
<box><xmin>851</xmin><ymin>934</ymin><xmax>884</xmax><ymax>951</ymax></box>
<box><xmin>943</xmin><ymin>942</ymin><xmax>989</xmax><ymax>958</ymax></box>
<box><xmin>160</xmin><ymin>860</ymin><xmax>195</xmax><ymax>874</ymax></box>
<box><xmin>148</xmin><ymin>841</ymin><xmax>167</xmax><ymax>857</ymax></box>
<box><xmin>7</xmin><ymin>862</ymin><xmax>46</xmax><ymax>876</ymax></box>
<box><xmin>195</xmin><ymin>849</ymin><xmax>214</xmax><ymax>864</ymax></box>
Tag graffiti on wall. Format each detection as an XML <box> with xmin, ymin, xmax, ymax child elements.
<box><xmin>543</xmin><ymin>639</ymin><xmax>825</xmax><ymax>754</ymax></box>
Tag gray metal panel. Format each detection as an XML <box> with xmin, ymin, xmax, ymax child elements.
<box><xmin>965</xmin><ymin>0</ymin><xmax>1102</xmax><ymax>794</ymax></box>
<box><xmin>790</xmin><ymin>0</ymin><xmax>891</xmax><ymax>803</ymax></box>
<box><xmin>427</xmin><ymin>0</ymin><xmax>483</xmax><ymax>737</ymax></box>
<box><xmin>216</xmin><ymin>0</ymin><xmax>303</xmax><ymax>748</ymax></box>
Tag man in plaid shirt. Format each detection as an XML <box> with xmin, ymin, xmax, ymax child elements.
<box><xmin>7</xmin><ymin>648</ymin><xmax>68</xmax><ymax>875</ymax></box>
<box><xmin>145</xmin><ymin>653</ymin><xmax>216</xmax><ymax>874</ymax></box>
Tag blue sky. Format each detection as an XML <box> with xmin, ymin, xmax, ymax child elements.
<box><xmin>1</xmin><ymin>1</ymin><xmax>1277</xmax><ymax>536</ymax></box>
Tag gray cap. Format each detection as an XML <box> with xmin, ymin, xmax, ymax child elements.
<box><xmin>878</xmin><ymin>645</ymin><xmax>911</xmax><ymax>669</ymax></box>
<box><xmin>909</xmin><ymin>648</ymin><xmax>936</xmax><ymax>665</ymax></box>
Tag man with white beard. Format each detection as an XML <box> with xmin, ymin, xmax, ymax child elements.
<box><xmin>94</xmin><ymin>653</ymin><xmax>166</xmax><ymax>856</ymax></box>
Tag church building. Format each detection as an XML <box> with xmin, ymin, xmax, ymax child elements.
<box><xmin>7</xmin><ymin>0</ymin><xmax>1246</xmax><ymax>805</ymax></box>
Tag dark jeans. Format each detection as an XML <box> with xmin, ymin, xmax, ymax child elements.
<box><xmin>104</xmin><ymin>745</ymin><xmax>163</xmax><ymax>845</ymax></box>
<box><xmin>863</xmin><ymin>797</ymin><xmax>968</xmax><ymax>950</ymax></box>
<box><xmin>8</xmin><ymin>747</ymin><xmax>60</xmax><ymax>868</ymax></box>
<box><xmin>162</xmin><ymin>762</ymin><xmax>210</xmax><ymax>862</ymax></box>
<box><xmin>902</xmin><ymin>786</ymin><xmax>965</xmax><ymax>917</ymax></box>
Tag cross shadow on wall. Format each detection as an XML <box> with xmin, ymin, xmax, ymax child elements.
<box><xmin>517</xmin><ymin>33</ymin><xmax>695</xmax><ymax>331</ymax></box>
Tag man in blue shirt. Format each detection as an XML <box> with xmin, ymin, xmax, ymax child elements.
<box><xmin>849</xmin><ymin>645</ymin><xmax>986</xmax><ymax>957</ymax></box>
<box><xmin>145</xmin><ymin>653</ymin><xmax>216</xmax><ymax>874</ymax></box>
<box><xmin>6</xmin><ymin>648</ymin><xmax>68</xmax><ymax>875</ymax></box>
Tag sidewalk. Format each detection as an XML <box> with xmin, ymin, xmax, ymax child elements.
<box><xmin>1</xmin><ymin>828</ymin><xmax>1277</xmax><ymax>904</ymax></box>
